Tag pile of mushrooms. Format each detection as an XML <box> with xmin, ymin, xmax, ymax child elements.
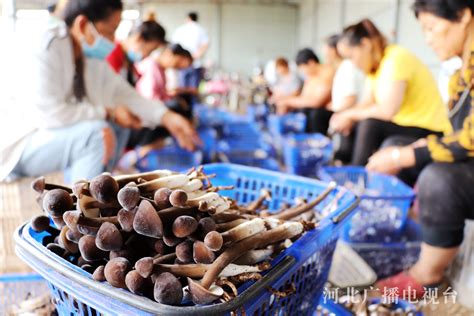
<box><xmin>31</xmin><ymin>167</ymin><xmax>337</xmax><ymax>306</ymax></box>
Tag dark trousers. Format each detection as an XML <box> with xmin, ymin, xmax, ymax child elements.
<box><xmin>304</xmin><ymin>108</ymin><xmax>333</xmax><ymax>135</ymax></box>
<box><xmin>351</xmin><ymin>118</ymin><xmax>441</xmax><ymax>166</ymax></box>
<box><xmin>417</xmin><ymin>162</ymin><xmax>474</xmax><ymax>248</ymax></box>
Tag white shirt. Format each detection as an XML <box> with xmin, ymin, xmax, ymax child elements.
<box><xmin>172</xmin><ymin>21</ymin><xmax>209</xmax><ymax>67</ymax></box>
<box><xmin>0</xmin><ymin>24</ymin><xmax>168</xmax><ymax>181</ymax></box>
<box><xmin>331</xmin><ymin>60</ymin><xmax>366</xmax><ymax>112</ymax></box>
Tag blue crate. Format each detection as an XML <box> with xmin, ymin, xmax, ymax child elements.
<box><xmin>319</xmin><ymin>166</ymin><xmax>415</xmax><ymax>242</ymax></box>
<box><xmin>283</xmin><ymin>134</ymin><xmax>333</xmax><ymax>177</ymax></box>
<box><xmin>342</xmin><ymin>219</ymin><xmax>422</xmax><ymax>279</ymax></box>
<box><xmin>194</xmin><ymin>105</ymin><xmax>249</xmax><ymax>127</ymax></box>
<box><xmin>221</xmin><ymin>121</ymin><xmax>262</xmax><ymax>139</ymax></box>
<box><xmin>15</xmin><ymin>163</ymin><xmax>359</xmax><ymax>316</ymax></box>
<box><xmin>0</xmin><ymin>273</ymin><xmax>50</xmax><ymax>314</ymax></box>
<box><xmin>245</xmin><ymin>104</ymin><xmax>269</xmax><ymax>123</ymax></box>
<box><xmin>136</xmin><ymin>144</ymin><xmax>203</xmax><ymax>173</ymax></box>
<box><xmin>267</xmin><ymin>113</ymin><xmax>307</xmax><ymax>136</ymax></box>
<box><xmin>317</xmin><ymin>296</ymin><xmax>422</xmax><ymax>315</ymax></box>
<box><xmin>197</xmin><ymin>126</ymin><xmax>218</xmax><ymax>163</ymax></box>
<box><xmin>216</xmin><ymin>139</ymin><xmax>276</xmax><ymax>164</ymax></box>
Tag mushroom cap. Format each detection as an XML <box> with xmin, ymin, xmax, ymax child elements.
<box><xmin>31</xmin><ymin>215</ymin><xmax>52</xmax><ymax>233</ymax></box>
<box><xmin>92</xmin><ymin>265</ymin><xmax>106</xmax><ymax>281</ymax></box>
<box><xmin>125</xmin><ymin>270</ymin><xmax>152</xmax><ymax>295</ymax></box>
<box><xmin>77</xmin><ymin>224</ymin><xmax>99</xmax><ymax>236</ymax></box>
<box><xmin>193</xmin><ymin>241</ymin><xmax>215</xmax><ymax>264</ymax></box>
<box><xmin>31</xmin><ymin>176</ymin><xmax>46</xmax><ymax>193</ymax></box>
<box><xmin>46</xmin><ymin>243</ymin><xmax>66</xmax><ymax>257</ymax></box>
<box><xmin>133</xmin><ymin>200</ymin><xmax>163</xmax><ymax>238</ymax></box>
<box><xmin>204</xmin><ymin>231</ymin><xmax>223</xmax><ymax>252</ymax></box>
<box><xmin>65</xmin><ymin>227</ymin><xmax>83</xmax><ymax>243</ymax></box>
<box><xmin>172</xmin><ymin>216</ymin><xmax>198</xmax><ymax>238</ymax></box>
<box><xmin>153</xmin><ymin>272</ymin><xmax>183</xmax><ymax>305</ymax></box>
<box><xmin>187</xmin><ymin>278</ymin><xmax>223</xmax><ymax>305</ymax></box>
<box><xmin>104</xmin><ymin>257</ymin><xmax>131</xmax><ymax>289</ymax></box>
<box><xmin>163</xmin><ymin>234</ymin><xmax>183</xmax><ymax>247</ymax></box>
<box><xmin>169</xmin><ymin>190</ymin><xmax>188</xmax><ymax>207</ymax></box>
<box><xmin>117</xmin><ymin>208</ymin><xmax>136</xmax><ymax>233</ymax></box>
<box><xmin>117</xmin><ymin>186</ymin><xmax>141</xmax><ymax>211</ymax></box>
<box><xmin>153</xmin><ymin>188</ymin><xmax>172</xmax><ymax>209</ymax></box>
<box><xmin>89</xmin><ymin>174</ymin><xmax>119</xmax><ymax>204</ymax></box>
<box><xmin>96</xmin><ymin>222</ymin><xmax>123</xmax><ymax>251</ymax></box>
<box><xmin>78</xmin><ymin>235</ymin><xmax>106</xmax><ymax>261</ymax></box>
<box><xmin>197</xmin><ymin>217</ymin><xmax>216</xmax><ymax>236</ymax></box>
<box><xmin>43</xmin><ymin>189</ymin><xmax>74</xmax><ymax>217</ymax></box>
<box><xmin>176</xmin><ymin>240</ymin><xmax>193</xmax><ymax>263</ymax></box>
<box><xmin>135</xmin><ymin>257</ymin><xmax>155</xmax><ymax>278</ymax></box>
<box><xmin>59</xmin><ymin>227</ymin><xmax>79</xmax><ymax>253</ymax></box>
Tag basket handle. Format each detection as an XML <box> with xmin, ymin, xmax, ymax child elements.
<box><xmin>330</xmin><ymin>197</ymin><xmax>360</xmax><ymax>224</ymax></box>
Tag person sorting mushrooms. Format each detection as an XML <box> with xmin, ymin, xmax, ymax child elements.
<box><xmin>367</xmin><ymin>0</ymin><xmax>474</xmax><ymax>297</ymax></box>
<box><xmin>275</xmin><ymin>48</ymin><xmax>335</xmax><ymax>135</ymax></box>
<box><xmin>329</xmin><ymin>19</ymin><xmax>451</xmax><ymax>167</ymax></box>
<box><xmin>0</xmin><ymin>0</ymin><xmax>200</xmax><ymax>183</ymax></box>
<box><xmin>268</xmin><ymin>57</ymin><xmax>302</xmax><ymax>105</ymax></box>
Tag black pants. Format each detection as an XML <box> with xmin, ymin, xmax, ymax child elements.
<box><xmin>417</xmin><ymin>162</ymin><xmax>474</xmax><ymax>248</ymax></box>
<box><xmin>304</xmin><ymin>108</ymin><xmax>333</xmax><ymax>135</ymax></box>
<box><xmin>351</xmin><ymin>118</ymin><xmax>441</xmax><ymax>165</ymax></box>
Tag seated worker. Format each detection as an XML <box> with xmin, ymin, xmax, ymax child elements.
<box><xmin>323</xmin><ymin>34</ymin><xmax>366</xmax><ymax>162</ymax></box>
<box><xmin>367</xmin><ymin>0</ymin><xmax>474</xmax><ymax>298</ymax></box>
<box><xmin>0</xmin><ymin>0</ymin><xmax>199</xmax><ymax>183</ymax></box>
<box><xmin>269</xmin><ymin>57</ymin><xmax>302</xmax><ymax>104</ymax></box>
<box><xmin>330</xmin><ymin>19</ymin><xmax>451</xmax><ymax>166</ymax></box>
<box><xmin>275</xmin><ymin>48</ymin><xmax>335</xmax><ymax>135</ymax></box>
<box><xmin>107</xmin><ymin>16</ymin><xmax>167</xmax><ymax>86</ymax></box>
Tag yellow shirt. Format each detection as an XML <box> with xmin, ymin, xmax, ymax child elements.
<box><xmin>368</xmin><ymin>45</ymin><xmax>452</xmax><ymax>134</ymax></box>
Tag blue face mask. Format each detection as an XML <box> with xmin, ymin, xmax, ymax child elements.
<box><xmin>82</xmin><ymin>23</ymin><xmax>115</xmax><ymax>60</ymax></box>
<box><xmin>127</xmin><ymin>50</ymin><xmax>143</xmax><ymax>63</ymax></box>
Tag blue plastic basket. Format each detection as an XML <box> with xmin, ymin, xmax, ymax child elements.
<box><xmin>194</xmin><ymin>105</ymin><xmax>249</xmax><ymax>127</ymax></box>
<box><xmin>319</xmin><ymin>166</ymin><xmax>415</xmax><ymax>242</ymax></box>
<box><xmin>216</xmin><ymin>139</ymin><xmax>277</xmax><ymax>166</ymax></box>
<box><xmin>221</xmin><ymin>121</ymin><xmax>262</xmax><ymax>139</ymax></box>
<box><xmin>245</xmin><ymin>104</ymin><xmax>269</xmax><ymax>123</ymax></box>
<box><xmin>197</xmin><ymin>126</ymin><xmax>218</xmax><ymax>163</ymax></box>
<box><xmin>136</xmin><ymin>144</ymin><xmax>203</xmax><ymax>173</ymax></box>
<box><xmin>283</xmin><ymin>134</ymin><xmax>333</xmax><ymax>177</ymax></box>
<box><xmin>317</xmin><ymin>296</ymin><xmax>422</xmax><ymax>315</ymax></box>
<box><xmin>342</xmin><ymin>219</ymin><xmax>422</xmax><ymax>279</ymax></box>
<box><xmin>15</xmin><ymin>163</ymin><xmax>359</xmax><ymax>316</ymax></box>
<box><xmin>0</xmin><ymin>273</ymin><xmax>50</xmax><ymax>314</ymax></box>
<box><xmin>267</xmin><ymin>113</ymin><xmax>307</xmax><ymax>136</ymax></box>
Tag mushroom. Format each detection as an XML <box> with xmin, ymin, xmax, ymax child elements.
<box><xmin>271</xmin><ymin>182</ymin><xmax>336</xmax><ymax>220</ymax></box>
<box><xmin>172</xmin><ymin>216</ymin><xmax>198</xmax><ymax>238</ymax></box>
<box><xmin>134</xmin><ymin>253</ymin><xmax>178</xmax><ymax>278</ymax></box>
<box><xmin>163</xmin><ymin>233</ymin><xmax>183</xmax><ymax>247</ymax></box>
<box><xmin>63</xmin><ymin>210</ymin><xmax>119</xmax><ymax>229</ymax></box>
<box><xmin>187</xmin><ymin>222</ymin><xmax>304</xmax><ymax>305</ymax></box>
<box><xmin>215</xmin><ymin>219</ymin><xmax>247</xmax><ymax>232</ymax></box>
<box><xmin>246</xmin><ymin>189</ymin><xmax>272</xmax><ymax>212</ymax></box>
<box><xmin>65</xmin><ymin>228</ymin><xmax>83</xmax><ymax>243</ymax></box>
<box><xmin>153</xmin><ymin>188</ymin><xmax>173</xmax><ymax>209</ymax></box>
<box><xmin>169</xmin><ymin>190</ymin><xmax>188</xmax><ymax>207</ymax></box>
<box><xmin>76</xmin><ymin>224</ymin><xmax>99</xmax><ymax>237</ymax></box>
<box><xmin>104</xmin><ymin>257</ymin><xmax>131</xmax><ymax>289</ymax></box>
<box><xmin>153</xmin><ymin>272</ymin><xmax>183</xmax><ymax>305</ymax></box>
<box><xmin>211</xmin><ymin>212</ymin><xmax>246</xmax><ymax>223</ymax></box>
<box><xmin>220</xmin><ymin>218</ymin><xmax>266</xmax><ymax>245</ymax></box>
<box><xmin>204</xmin><ymin>231</ymin><xmax>223</xmax><ymax>252</ymax></box>
<box><xmin>117</xmin><ymin>208</ymin><xmax>137</xmax><ymax>233</ymax></box>
<box><xmin>157</xmin><ymin>206</ymin><xmax>197</xmax><ymax>226</ymax></box>
<box><xmin>186</xmin><ymin>192</ymin><xmax>230</xmax><ymax>214</ymax></box>
<box><xmin>92</xmin><ymin>265</ymin><xmax>106</xmax><ymax>281</ymax></box>
<box><xmin>117</xmin><ymin>186</ymin><xmax>141</xmax><ymax>211</ymax></box>
<box><xmin>78</xmin><ymin>235</ymin><xmax>107</xmax><ymax>261</ymax></box>
<box><xmin>58</xmin><ymin>226</ymin><xmax>79</xmax><ymax>254</ymax></box>
<box><xmin>42</xmin><ymin>189</ymin><xmax>74</xmax><ymax>217</ymax></box>
<box><xmin>193</xmin><ymin>241</ymin><xmax>215</xmax><ymax>264</ymax></box>
<box><xmin>137</xmin><ymin>174</ymin><xmax>190</xmax><ymax>192</ymax></box>
<box><xmin>133</xmin><ymin>200</ymin><xmax>163</xmax><ymax>238</ymax></box>
<box><xmin>125</xmin><ymin>270</ymin><xmax>153</xmax><ymax>295</ymax></box>
<box><xmin>89</xmin><ymin>174</ymin><xmax>119</xmax><ymax>204</ymax></box>
<box><xmin>72</xmin><ymin>180</ymin><xmax>91</xmax><ymax>198</ymax></box>
<box><xmin>46</xmin><ymin>243</ymin><xmax>66</xmax><ymax>257</ymax></box>
<box><xmin>95</xmin><ymin>222</ymin><xmax>123</xmax><ymax>251</ymax></box>
<box><xmin>31</xmin><ymin>176</ymin><xmax>72</xmax><ymax>194</ymax></box>
<box><xmin>31</xmin><ymin>215</ymin><xmax>60</xmax><ymax>236</ymax></box>
<box><xmin>114</xmin><ymin>170</ymin><xmax>173</xmax><ymax>186</ymax></box>
<box><xmin>233</xmin><ymin>249</ymin><xmax>273</xmax><ymax>265</ymax></box>
<box><xmin>176</xmin><ymin>240</ymin><xmax>193</xmax><ymax>263</ymax></box>
<box><xmin>152</xmin><ymin>263</ymin><xmax>267</xmax><ymax>278</ymax></box>
<box><xmin>197</xmin><ymin>217</ymin><xmax>216</xmax><ymax>236</ymax></box>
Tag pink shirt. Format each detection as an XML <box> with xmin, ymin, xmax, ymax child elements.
<box><xmin>135</xmin><ymin>57</ymin><xmax>170</xmax><ymax>102</ymax></box>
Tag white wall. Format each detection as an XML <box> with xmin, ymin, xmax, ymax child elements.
<box><xmin>143</xmin><ymin>2</ymin><xmax>298</xmax><ymax>76</ymax></box>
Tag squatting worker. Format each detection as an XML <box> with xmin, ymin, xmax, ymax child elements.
<box><xmin>0</xmin><ymin>0</ymin><xmax>200</xmax><ymax>183</ymax></box>
<box><xmin>330</xmin><ymin>19</ymin><xmax>451</xmax><ymax>167</ymax></box>
<box><xmin>368</xmin><ymin>0</ymin><xmax>474</xmax><ymax>298</ymax></box>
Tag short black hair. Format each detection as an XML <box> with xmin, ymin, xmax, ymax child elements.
<box><xmin>62</xmin><ymin>0</ymin><xmax>123</xmax><ymax>27</ymax></box>
<box><xmin>413</xmin><ymin>0</ymin><xmax>474</xmax><ymax>21</ymax></box>
<box><xmin>188</xmin><ymin>12</ymin><xmax>198</xmax><ymax>22</ymax></box>
<box><xmin>295</xmin><ymin>48</ymin><xmax>320</xmax><ymax>65</ymax></box>
<box><xmin>134</xmin><ymin>20</ymin><xmax>166</xmax><ymax>43</ymax></box>
<box><xmin>169</xmin><ymin>43</ymin><xmax>193</xmax><ymax>62</ymax></box>
<box><xmin>47</xmin><ymin>2</ymin><xmax>56</xmax><ymax>14</ymax></box>
<box><xmin>325</xmin><ymin>34</ymin><xmax>341</xmax><ymax>49</ymax></box>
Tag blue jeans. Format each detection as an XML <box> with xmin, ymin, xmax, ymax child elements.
<box><xmin>10</xmin><ymin>120</ymin><xmax>130</xmax><ymax>183</ymax></box>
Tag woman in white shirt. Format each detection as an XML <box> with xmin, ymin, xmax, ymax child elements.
<box><xmin>0</xmin><ymin>0</ymin><xmax>199</xmax><ymax>182</ymax></box>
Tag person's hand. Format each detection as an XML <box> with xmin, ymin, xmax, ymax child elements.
<box><xmin>275</xmin><ymin>100</ymin><xmax>290</xmax><ymax>115</ymax></box>
<box><xmin>366</xmin><ymin>146</ymin><xmax>416</xmax><ymax>175</ymax></box>
<box><xmin>108</xmin><ymin>106</ymin><xmax>142</xmax><ymax>129</ymax></box>
<box><xmin>161</xmin><ymin>111</ymin><xmax>202</xmax><ymax>151</ymax></box>
<box><xmin>329</xmin><ymin>111</ymin><xmax>355</xmax><ymax>136</ymax></box>
<box><xmin>101</xmin><ymin>126</ymin><xmax>116</xmax><ymax>165</ymax></box>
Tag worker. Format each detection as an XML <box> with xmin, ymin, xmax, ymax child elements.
<box><xmin>330</xmin><ymin>19</ymin><xmax>451</xmax><ymax>166</ymax></box>
<box><xmin>275</xmin><ymin>48</ymin><xmax>334</xmax><ymax>135</ymax></box>
<box><xmin>107</xmin><ymin>17</ymin><xmax>167</xmax><ymax>86</ymax></box>
<box><xmin>269</xmin><ymin>57</ymin><xmax>302</xmax><ymax>104</ymax></box>
<box><xmin>368</xmin><ymin>0</ymin><xmax>474</xmax><ymax>298</ymax></box>
<box><xmin>0</xmin><ymin>0</ymin><xmax>199</xmax><ymax>182</ymax></box>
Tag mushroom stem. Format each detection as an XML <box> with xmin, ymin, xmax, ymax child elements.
<box><xmin>233</xmin><ymin>249</ymin><xmax>273</xmax><ymax>265</ymax></box>
<box><xmin>246</xmin><ymin>189</ymin><xmax>272</xmax><ymax>212</ymax></box>
<box><xmin>157</xmin><ymin>207</ymin><xmax>197</xmax><ymax>225</ymax></box>
<box><xmin>220</xmin><ymin>218</ymin><xmax>266</xmax><ymax>244</ymax></box>
<box><xmin>114</xmin><ymin>170</ymin><xmax>173</xmax><ymax>186</ymax></box>
<box><xmin>156</xmin><ymin>263</ymin><xmax>266</xmax><ymax>278</ymax></box>
<box><xmin>64</xmin><ymin>210</ymin><xmax>118</xmax><ymax>228</ymax></box>
<box><xmin>216</xmin><ymin>219</ymin><xmax>247</xmax><ymax>232</ymax></box>
<box><xmin>271</xmin><ymin>182</ymin><xmax>336</xmax><ymax>220</ymax></box>
<box><xmin>31</xmin><ymin>176</ymin><xmax>72</xmax><ymax>194</ymax></box>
